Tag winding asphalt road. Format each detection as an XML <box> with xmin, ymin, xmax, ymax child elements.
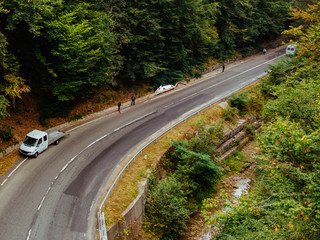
<box><xmin>0</xmin><ymin>47</ymin><xmax>286</xmax><ymax>240</ymax></box>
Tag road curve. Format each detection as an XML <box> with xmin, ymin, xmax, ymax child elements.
<box><xmin>0</xmin><ymin>47</ymin><xmax>285</xmax><ymax>240</ymax></box>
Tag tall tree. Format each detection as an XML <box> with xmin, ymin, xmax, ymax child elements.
<box><xmin>38</xmin><ymin>2</ymin><xmax>116</xmax><ymax>101</ymax></box>
<box><xmin>213</xmin><ymin>0</ymin><xmax>290</xmax><ymax>58</ymax></box>
<box><xmin>2</xmin><ymin>0</ymin><xmax>116</xmax><ymax>102</ymax></box>
<box><xmin>2</xmin><ymin>74</ymin><xmax>30</xmax><ymax>110</ymax></box>
<box><xmin>0</xmin><ymin>1</ymin><xmax>30</xmax><ymax>112</ymax></box>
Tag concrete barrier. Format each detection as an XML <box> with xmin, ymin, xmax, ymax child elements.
<box><xmin>106</xmin><ymin>180</ymin><xmax>147</xmax><ymax>240</ymax></box>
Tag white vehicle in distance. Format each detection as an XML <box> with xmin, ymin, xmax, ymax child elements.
<box><xmin>286</xmin><ymin>44</ymin><xmax>297</xmax><ymax>55</ymax></box>
<box><xmin>155</xmin><ymin>83</ymin><xmax>177</xmax><ymax>95</ymax></box>
<box><xmin>19</xmin><ymin>129</ymin><xmax>68</xmax><ymax>158</ymax></box>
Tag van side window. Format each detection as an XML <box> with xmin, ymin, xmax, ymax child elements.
<box><xmin>44</xmin><ymin>135</ymin><xmax>47</xmax><ymax>142</ymax></box>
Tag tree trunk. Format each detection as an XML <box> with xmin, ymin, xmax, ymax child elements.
<box><xmin>12</xmin><ymin>97</ymin><xmax>15</xmax><ymax>111</ymax></box>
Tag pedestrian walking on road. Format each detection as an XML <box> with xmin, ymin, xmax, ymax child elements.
<box><xmin>118</xmin><ymin>102</ymin><xmax>121</xmax><ymax>113</ymax></box>
<box><xmin>131</xmin><ymin>95</ymin><xmax>136</xmax><ymax>105</ymax></box>
<box><xmin>222</xmin><ymin>64</ymin><xmax>225</xmax><ymax>72</ymax></box>
<box><xmin>263</xmin><ymin>48</ymin><xmax>267</xmax><ymax>55</ymax></box>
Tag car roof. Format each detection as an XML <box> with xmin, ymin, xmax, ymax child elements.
<box><xmin>27</xmin><ymin>130</ymin><xmax>47</xmax><ymax>139</ymax></box>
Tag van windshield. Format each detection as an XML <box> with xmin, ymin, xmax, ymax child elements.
<box><xmin>23</xmin><ymin>136</ymin><xmax>38</xmax><ymax>147</ymax></box>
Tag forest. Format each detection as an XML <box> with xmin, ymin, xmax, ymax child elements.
<box><xmin>0</xmin><ymin>0</ymin><xmax>315</xmax><ymax>121</ymax></box>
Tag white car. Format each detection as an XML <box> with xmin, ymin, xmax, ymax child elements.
<box><xmin>286</xmin><ymin>44</ymin><xmax>297</xmax><ymax>55</ymax></box>
<box><xmin>155</xmin><ymin>84</ymin><xmax>177</xmax><ymax>95</ymax></box>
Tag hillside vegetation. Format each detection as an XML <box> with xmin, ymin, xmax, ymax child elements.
<box><xmin>0</xmin><ymin>0</ymin><xmax>315</xmax><ymax>122</ymax></box>
<box><xmin>203</xmin><ymin>4</ymin><xmax>320</xmax><ymax>240</ymax></box>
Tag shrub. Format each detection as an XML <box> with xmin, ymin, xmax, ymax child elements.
<box><xmin>224</xmin><ymin>150</ymin><xmax>247</xmax><ymax>172</ymax></box>
<box><xmin>175</xmin><ymin>150</ymin><xmax>221</xmax><ymax>198</ymax></box>
<box><xmin>221</xmin><ymin>106</ymin><xmax>239</xmax><ymax>122</ymax></box>
<box><xmin>189</xmin><ymin>121</ymin><xmax>223</xmax><ymax>158</ymax></box>
<box><xmin>263</xmin><ymin>80</ymin><xmax>320</xmax><ymax>132</ymax></box>
<box><xmin>1</xmin><ymin>125</ymin><xmax>14</xmax><ymax>141</ymax></box>
<box><xmin>244</xmin><ymin>123</ymin><xmax>255</xmax><ymax>140</ymax></box>
<box><xmin>70</xmin><ymin>114</ymin><xmax>82</xmax><ymax>121</ymax></box>
<box><xmin>145</xmin><ymin>176</ymin><xmax>191</xmax><ymax>238</ymax></box>
<box><xmin>246</xmin><ymin>88</ymin><xmax>264</xmax><ymax>114</ymax></box>
<box><xmin>229</xmin><ymin>92</ymin><xmax>248</xmax><ymax>113</ymax></box>
<box><xmin>241</xmin><ymin>46</ymin><xmax>254</xmax><ymax>58</ymax></box>
<box><xmin>261</xmin><ymin>58</ymin><xmax>300</xmax><ymax>93</ymax></box>
<box><xmin>258</xmin><ymin>118</ymin><xmax>320</xmax><ymax>166</ymax></box>
<box><xmin>39</xmin><ymin>95</ymin><xmax>74</xmax><ymax>126</ymax></box>
<box><xmin>166</xmin><ymin>140</ymin><xmax>221</xmax><ymax>201</ymax></box>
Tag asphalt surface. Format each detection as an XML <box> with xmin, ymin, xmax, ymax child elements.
<box><xmin>0</xmin><ymin>47</ymin><xmax>286</xmax><ymax>240</ymax></box>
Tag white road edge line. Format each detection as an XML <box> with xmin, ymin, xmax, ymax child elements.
<box><xmin>66</xmin><ymin>115</ymin><xmax>110</xmax><ymax>133</ymax></box>
<box><xmin>26</xmin><ymin>229</ymin><xmax>32</xmax><ymax>240</ymax></box>
<box><xmin>1</xmin><ymin>157</ymin><xmax>28</xmax><ymax>186</ymax></box>
<box><xmin>38</xmin><ymin>195</ymin><xmax>46</xmax><ymax>211</ymax></box>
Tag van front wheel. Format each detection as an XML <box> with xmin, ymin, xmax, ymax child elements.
<box><xmin>34</xmin><ymin>152</ymin><xmax>38</xmax><ymax>158</ymax></box>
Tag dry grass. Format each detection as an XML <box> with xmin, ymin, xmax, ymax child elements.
<box><xmin>0</xmin><ymin>150</ymin><xmax>21</xmax><ymax>176</ymax></box>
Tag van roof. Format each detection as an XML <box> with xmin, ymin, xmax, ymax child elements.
<box><xmin>287</xmin><ymin>44</ymin><xmax>296</xmax><ymax>48</ymax></box>
<box><xmin>27</xmin><ymin>130</ymin><xmax>47</xmax><ymax>139</ymax></box>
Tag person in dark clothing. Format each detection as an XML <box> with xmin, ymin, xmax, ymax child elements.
<box><xmin>222</xmin><ymin>64</ymin><xmax>225</xmax><ymax>72</ymax></box>
<box><xmin>131</xmin><ymin>96</ymin><xmax>136</xmax><ymax>105</ymax></box>
<box><xmin>118</xmin><ymin>102</ymin><xmax>121</xmax><ymax>113</ymax></box>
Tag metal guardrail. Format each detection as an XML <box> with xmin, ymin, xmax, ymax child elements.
<box><xmin>97</xmin><ymin>71</ymin><xmax>268</xmax><ymax>240</ymax></box>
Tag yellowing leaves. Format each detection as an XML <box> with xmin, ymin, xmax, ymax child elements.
<box><xmin>3</xmin><ymin>74</ymin><xmax>30</xmax><ymax>99</ymax></box>
<box><xmin>273</xmin><ymin>224</ymin><xmax>279</xmax><ymax>231</ymax></box>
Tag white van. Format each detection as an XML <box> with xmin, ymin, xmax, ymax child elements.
<box><xmin>19</xmin><ymin>130</ymin><xmax>68</xmax><ymax>157</ymax></box>
<box><xmin>286</xmin><ymin>45</ymin><xmax>297</xmax><ymax>55</ymax></box>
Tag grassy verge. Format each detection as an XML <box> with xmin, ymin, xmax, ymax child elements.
<box><xmin>0</xmin><ymin>150</ymin><xmax>20</xmax><ymax>176</ymax></box>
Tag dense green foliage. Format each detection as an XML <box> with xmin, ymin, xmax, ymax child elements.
<box><xmin>229</xmin><ymin>92</ymin><xmax>248</xmax><ymax>113</ymax></box>
<box><xmin>145</xmin><ymin>175</ymin><xmax>192</xmax><ymax>238</ymax></box>
<box><xmin>145</xmin><ymin>123</ymin><xmax>222</xmax><ymax>238</ymax></box>
<box><xmin>0</xmin><ymin>0</ymin><xmax>308</xmax><ymax>118</ymax></box>
<box><xmin>202</xmin><ymin>4</ymin><xmax>320</xmax><ymax>239</ymax></box>
<box><xmin>0</xmin><ymin>95</ymin><xmax>8</xmax><ymax>119</ymax></box>
<box><xmin>94</xmin><ymin>0</ymin><xmax>220</xmax><ymax>87</ymax></box>
<box><xmin>214</xmin><ymin>0</ymin><xmax>290</xmax><ymax>58</ymax></box>
<box><xmin>0</xmin><ymin>123</ymin><xmax>13</xmax><ymax>140</ymax></box>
